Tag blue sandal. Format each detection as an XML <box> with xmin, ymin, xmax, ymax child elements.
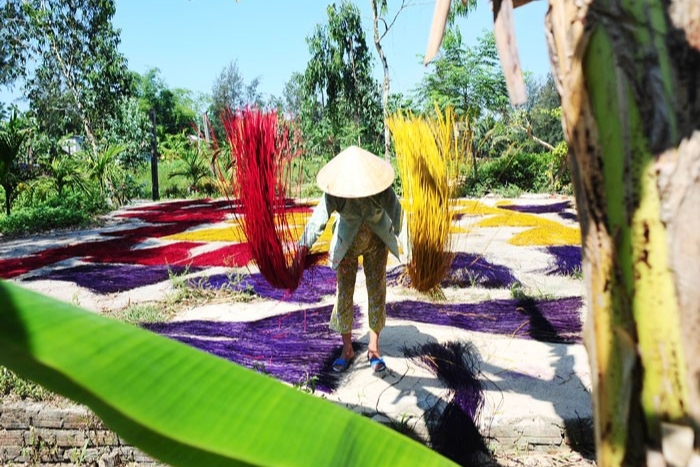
<box><xmin>368</xmin><ymin>354</ymin><xmax>386</xmax><ymax>372</ymax></box>
<box><xmin>332</xmin><ymin>356</ymin><xmax>354</xmax><ymax>373</ymax></box>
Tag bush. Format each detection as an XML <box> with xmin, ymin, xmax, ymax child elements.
<box><xmin>116</xmin><ymin>173</ymin><xmax>148</xmax><ymax>204</ymax></box>
<box><xmin>0</xmin><ymin>191</ymin><xmax>109</xmax><ymax>237</ymax></box>
<box><xmin>459</xmin><ymin>150</ymin><xmax>570</xmax><ymax>197</ymax></box>
<box><xmin>135</xmin><ymin>159</ymin><xmax>190</xmax><ymax>200</ymax></box>
<box><xmin>547</xmin><ymin>141</ymin><xmax>572</xmax><ymax>193</ymax></box>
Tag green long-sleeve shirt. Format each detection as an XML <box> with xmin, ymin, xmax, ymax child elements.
<box><xmin>299</xmin><ymin>187</ymin><xmax>403</xmax><ymax>269</ymax></box>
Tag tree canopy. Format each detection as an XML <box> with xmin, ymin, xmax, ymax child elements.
<box><xmin>132</xmin><ymin>68</ymin><xmax>198</xmax><ymax>139</ymax></box>
<box><xmin>207</xmin><ymin>59</ymin><xmax>263</xmax><ymax>140</ymax></box>
<box><xmin>301</xmin><ymin>0</ymin><xmax>383</xmax><ymax>159</ymax></box>
<box><xmin>0</xmin><ymin>0</ymin><xmax>29</xmax><ymax>88</ymax></box>
<box><xmin>415</xmin><ymin>28</ymin><xmax>509</xmax><ymax>120</ymax></box>
<box><xmin>20</xmin><ymin>0</ymin><xmax>132</xmax><ymax>153</ymax></box>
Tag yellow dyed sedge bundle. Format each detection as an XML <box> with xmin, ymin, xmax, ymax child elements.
<box><xmin>388</xmin><ymin>106</ymin><xmax>464</xmax><ymax>296</ymax></box>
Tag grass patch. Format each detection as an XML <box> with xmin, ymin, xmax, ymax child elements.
<box><xmin>104</xmin><ymin>270</ymin><xmax>257</xmax><ymax>326</ymax></box>
<box><xmin>0</xmin><ymin>192</ymin><xmax>110</xmax><ymax>238</ymax></box>
<box><xmin>106</xmin><ymin>304</ymin><xmax>169</xmax><ymax>324</ymax></box>
<box><xmin>0</xmin><ymin>366</ymin><xmax>56</xmax><ymax>402</ymax></box>
<box><xmin>569</xmin><ymin>266</ymin><xmax>584</xmax><ymax>280</ymax></box>
<box><xmin>169</xmin><ymin>268</ymin><xmax>257</xmax><ymax>303</ymax></box>
<box><xmin>134</xmin><ymin>159</ymin><xmax>188</xmax><ymax>199</ymax></box>
<box><xmin>510</xmin><ymin>282</ymin><xmax>555</xmax><ymax>301</ymax></box>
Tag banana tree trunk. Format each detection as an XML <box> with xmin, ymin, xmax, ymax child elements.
<box><xmin>544</xmin><ymin>0</ymin><xmax>700</xmax><ymax>465</ymax></box>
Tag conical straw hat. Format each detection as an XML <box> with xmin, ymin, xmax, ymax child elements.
<box><xmin>316</xmin><ymin>146</ymin><xmax>395</xmax><ymax>198</ymax></box>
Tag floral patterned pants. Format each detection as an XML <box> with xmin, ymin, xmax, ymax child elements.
<box><xmin>330</xmin><ymin>224</ymin><xmax>389</xmax><ymax>334</ymax></box>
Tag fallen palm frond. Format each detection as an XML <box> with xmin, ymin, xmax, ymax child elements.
<box><xmin>387</xmin><ymin>107</ymin><xmax>466</xmax><ymax>296</ymax></box>
<box><xmin>213</xmin><ymin>107</ymin><xmax>322</xmax><ymax>291</ymax></box>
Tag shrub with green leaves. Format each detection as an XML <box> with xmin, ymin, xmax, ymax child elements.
<box><xmin>135</xmin><ymin>158</ymin><xmax>189</xmax><ymax>199</ymax></box>
<box><xmin>460</xmin><ymin>150</ymin><xmax>570</xmax><ymax>197</ymax></box>
<box><xmin>0</xmin><ymin>191</ymin><xmax>109</xmax><ymax>237</ymax></box>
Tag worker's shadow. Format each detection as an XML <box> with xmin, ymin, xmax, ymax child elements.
<box><xmin>353</xmin><ymin>324</ymin><xmax>496</xmax><ymax>466</ymax></box>
<box><xmin>479</xmin><ymin>297</ymin><xmax>594</xmax><ymax>457</ymax></box>
<box><xmin>358</xmin><ymin>308</ymin><xmax>594</xmax><ymax>465</ymax></box>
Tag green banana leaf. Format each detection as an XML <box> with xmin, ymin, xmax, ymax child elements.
<box><xmin>0</xmin><ymin>281</ymin><xmax>457</xmax><ymax>467</ymax></box>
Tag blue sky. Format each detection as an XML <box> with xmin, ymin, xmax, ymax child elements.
<box><xmin>2</xmin><ymin>0</ymin><xmax>552</xmax><ymax>107</ymax></box>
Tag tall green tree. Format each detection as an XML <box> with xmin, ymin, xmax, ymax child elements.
<box><xmin>273</xmin><ymin>72</ymin><xmax>305</xmax><ymax>118</ymax></box>
<box><xmin>0</xmin><ymin>102</ymin><xmax>9</xmax><ymax>122</ymax></box>
<box><xmin>102</xmin><ymin>96</ymin><xmax>152</xmax><ymax>170</ymax></box>
<box><xmin>509</xmin><ymin>73</ymin><xmax>564</xmax><ymax>153</ymax></box>
<box><xmin>416</xmin><ymin>28</ymin><xmax>508</xmax><ymax>120</ymax></box>
<box><xmin>0</xmin><ymin>0</ymin><xmax>28</xmax><ymax>87</ymax></box>
<box><xmin>371</xmin><ymin>0</ymin><xmax>477</xmax><ymax>158</ymax></box>
<box><xmin>133</xmin><ymin>68</ymin><xmax>198</xmax><ymax>138</ymax></box>
<box><xmin>526</xmin><ymin>73</ymin><xmax>563</xmax><ymax>147</ymax></box>
<box><xmin>371</xmin><ymin>0</ymin><xmax>409</xmax><ymax>159</ymax></box>
<box><xmin>468</xmin><ymin>73</ymin><xmax>564</xmax><ymax>159</ymax></box>
<box><xmin>208</xmin><ymin>59</ymin><xmax>262</xmax><ymax>140</ymax></box>
<box><xmin>302</xmin><ymin>1</ymin><xmax>383</xmax><ymax>159</ymax></box>
<box><xmin>21</xmin><ymin>0</ymin><xmax>132</xmax><ymax>153</ymax></box>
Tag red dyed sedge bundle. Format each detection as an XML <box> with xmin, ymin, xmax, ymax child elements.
<box><xmin>214</xmin><ymin>107</ymin><xmax>313</xmax><ymax>291</ymax></box>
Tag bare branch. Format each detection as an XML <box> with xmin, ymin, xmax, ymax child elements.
<box><xmin>379</xmin><ymin>0</ymin><xmax>411</xmax><ymax>42</ymax></box>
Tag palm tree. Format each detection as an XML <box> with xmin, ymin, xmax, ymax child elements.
<box><xmin>168</xmin><ymin>144</ymin><xmax>214</xmax><ymax>194</ymax></box>
<box><xmin>0</xmin><ymin>112</ymin><xmax>29</xmax><ymax>215</ymax></box>
<box><xmin>87</xmin><ymin>144</ymin><xmax>126</xmax><ymax>201</ymax></box>
<box><xmin>0</xmin><ymin>102</ymin><xmax>8</xmax><ymax>122</ymax></box>
<box><xmin>46</xmin><ymin>154</ymin><xmax>88</xmax><ymax>197</ymax></box>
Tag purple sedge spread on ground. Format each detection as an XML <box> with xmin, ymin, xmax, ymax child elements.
<box><xmin>2</xmin><ymin>195</ymin><xmax>587</xmax><ymax>462</ymax></box>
